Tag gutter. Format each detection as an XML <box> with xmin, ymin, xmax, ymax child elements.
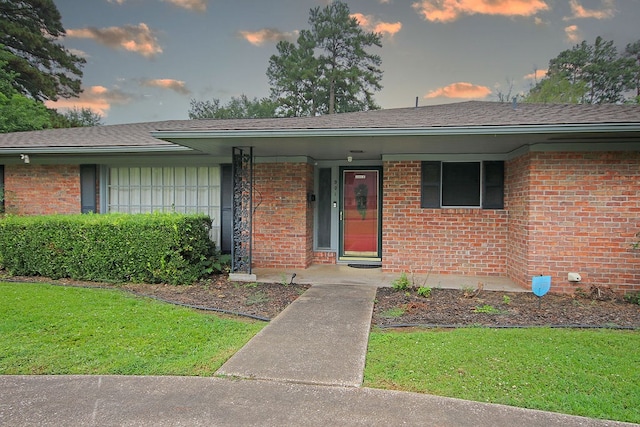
<box><xmin>152</xmin><ymin>123</ymin><xmax>640</xmax><ymax>140</ymax></box>
<box><xmin>0</xmin><ymin>145</ymin><xmax>192</xmax><ymax>155</ymax></box>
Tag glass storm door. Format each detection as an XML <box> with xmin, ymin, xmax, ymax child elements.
<box><xmin>340</xmin><ymin>169</ymin><xmax>381</xmax><ymax>260</ymax></box>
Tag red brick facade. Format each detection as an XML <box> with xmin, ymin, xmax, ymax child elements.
<box><xmin>2</xmin><ymin>152</ymin><xmax>638</xmax><ymax>293</ymax></box>
<box><xmin>382</xmin><ymin>160</ymin><xmax>509</xmax><ymax>276</ymax></box>
<box><xmin>514</xmin><ymin>151</ymin><xmax>640</xmax><ymax>293</ymax></box>
<box><xmin>251</xmin><ymin>162</ymin><xmax>315</xmax><ymax>269</ymax></box>
<box><xmin>4</xmin><ymin>165</ymin><xmax>83</xmax><ymax>215</ymax></box>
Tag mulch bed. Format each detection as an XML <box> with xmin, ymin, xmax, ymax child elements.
<box><xmin>3</xmin><ymin>273</ymin><xmax>639</xmax><ymax>328</ymax></box>
<box><xmin>373</xmin><ymin>286</ymin><xmax>640</xmax><ymax>329</ymax></box>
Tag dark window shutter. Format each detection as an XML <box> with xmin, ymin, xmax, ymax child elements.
<box><xmin>0</xmin><ymin>164</ymin><xmax>4</xmax><ymax>213</ymax></box>
<box><xmin>483</xmin><ymin>161</ymin><xmax>504</xmax><ymax>209</ymax></box>
<box><xmin>80</xmin><ymin>165</ymin><xmax>97</xmax><ymax>213</ymax></box>
<box><xmin>317</xmin><ymin>168</ymin><xmax>332</xmax><ymax>248</ymax></box>
<box><xmin>421</xmin><ymin>161</ymin><xmax>441</xmax><ymax>208</ymax></box>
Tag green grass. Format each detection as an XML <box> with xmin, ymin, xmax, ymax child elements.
<box><xmin>0</xmin><ymin>282</ymin><xmax>263</xmax><ymax>376</ymax></box>
<box><xmin>365</xmin><ymin>328</ymin><xmax>640</xmax><ymax>424</ymax></box>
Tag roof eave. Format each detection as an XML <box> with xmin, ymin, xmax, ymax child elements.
<box><xmin>152</xmin><ymin>123</ymin><xmax>640</xmax><ymax>140</ymax></box>
<box><xmin>0</xmin><ymin>145</ymin><xmax>192</xmax><ymax>155</ymax></box>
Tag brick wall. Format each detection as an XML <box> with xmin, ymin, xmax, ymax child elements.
<box><xmin>4</xmin><ymin>164</ymin><xmax>82</xmax><ymax>215</ymax></box>
<box><xmin>523</xmin><ymin>151</ymin><xmax>640</xmax><ymax>293</ymax></box>
<box><xmin>505</xmin><ymin>153</ymin><xmax>531</xmax><ymax>288</ymax></box>
<box><xmin>382</xmin><ymin>161</ymin><xmax>508</xmax><ymax>276</ymax></box>
<box><xmin>252</xmin><ymin>162</ymin><xmax>314</xmax><ymax>269</ymax></box>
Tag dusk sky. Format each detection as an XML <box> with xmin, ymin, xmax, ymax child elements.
<box><xmin>47</xmin><ymin>0</ymin><xmax>640</xmax><ymax>125</ymax></box>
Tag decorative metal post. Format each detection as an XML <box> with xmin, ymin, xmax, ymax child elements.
<box><xmin>231</xmin><ymin>147</ymin><xmax>253</xmax><ymax>274</ymax></box>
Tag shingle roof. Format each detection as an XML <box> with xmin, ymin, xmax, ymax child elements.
<box><xmin>1</xmin><ymin>101</ymin><xmax>639</xmax><ymax>153</ymax></box>
<box><xmin>0</xmin><ymin>120</ymin><xmax>187</xmax><ymax>152</ymax></box>
<box><xmin>157</xmin><ymin>101</ymin><xmax>640</xmax><ymax>132</ymax></box>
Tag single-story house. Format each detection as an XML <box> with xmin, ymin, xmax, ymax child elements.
<box><xmin>0</xmin><ymin>101</ymin><xmax>638</xmax><ymax>294</ymax></box>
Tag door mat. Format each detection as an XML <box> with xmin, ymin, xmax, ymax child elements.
<box><xmin>347</xmin><ymin>264</ymin><xmax>381</xmax><ymax>269</ymax></box>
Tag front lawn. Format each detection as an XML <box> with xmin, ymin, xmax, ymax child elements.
<box><xmin>0</xmin><ymin>282</ymin><xmax>263</xmax><ymax>375</ymax></box>
<box><xmin>365</xmin><ymin>328</ymin><xmax>640</xmax><ymax>424</ymax></box>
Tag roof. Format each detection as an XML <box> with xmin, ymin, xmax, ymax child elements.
<box><xmin>0</xmin><ymin>120</ymin><xmax>189</xmax><ymax>154</ymax></box>
<box><xmin>1</xmin><ymin>102</ymin><xmax>640</xmax><ymax>160</ymax></box>
<box><xmin>156</xmin><ymin>101</ymin><xmax>640</xmax><ymax>132</ymax></box>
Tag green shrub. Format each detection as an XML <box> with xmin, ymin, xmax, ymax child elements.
<box><xmin>624</xmin><ymin>292</ymin><xmax>640</xmax><ymax>305</ymax></box>
<box><xmin>417</xmin><ymin>286</ymin><xmax>432</xmax><ymax>298</ymax></box>
<box><xmin>391</xmin><ymin>272</ymin><xmax>410</xmax><ymax>291</ymax></box>
<box><xmin>0</xmin><ymin>213</ymin><xmax>218</xmax><ymax>285</ymax></box>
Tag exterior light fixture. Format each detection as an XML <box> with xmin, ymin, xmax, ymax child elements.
<box><xmin>20</xmin><ymin>154</ymin><xmax>30</xmax><ymax>164</ymax></box>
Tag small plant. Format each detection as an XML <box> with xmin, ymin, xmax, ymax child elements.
<box><xmin>243</xmin><ymin>282</ymin><xmax>259</xmax><ymax>288</ymax></box>
<box><xmin>380</xmin><ymin>307</ymin><xmax>406</xmax><ymax>318</ymax></box>
<box><xmin>391</xmin><ymin>273</ymin><xmax>410</xmax><ymax>291</ymax></box>
<box><xmin>624</xmin><ymin>292</ymin><xmax>640</xmax><ymax>305</ymax></box>
<box><xmin>473</xmin><ymin>304</ymin><xmax>504</xmax><ymax>314</ymax></box>
<box><xmin>417</xmin><ymin>286</ymin><xmax>432</xmax><ymax>298</ymax></box>
<box><xmin>502</xmin><ymin>295</ymin><xmax>511</xmax><ymax>305</ymax></box>
<box><xmin>245</xmin><ymin>291</ymin><xmax>269</xmax><ymax>306</ymax></box>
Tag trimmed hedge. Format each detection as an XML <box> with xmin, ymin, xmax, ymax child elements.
<box><xmin>0</xmin><ymin>213</ymin><xmax>217</xmax><ymax>285</ymax></box>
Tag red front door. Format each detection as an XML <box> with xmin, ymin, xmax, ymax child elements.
<box><xmin>340</xmin><ymin>169</ymin><xmax>381</xmax><ymax>260</ymax></box>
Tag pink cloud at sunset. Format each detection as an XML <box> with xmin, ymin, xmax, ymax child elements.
<box><xmin>44</xmin><ymin>86</ymin><xmax>133</xmax><ymax>117</ymax></box>
<box><xmin>412</xmin><ymin>0</ymin><xmax>549</xmax><ymax>23</ymax></box>
<box><xmin>238</xmin><ymin>28</ymin><xmax>299</xmax><ymax>46</ymax></box>
<box><xmin>425</xmin><ymin>82</ymin><xmax>492</xmax><ymax>99</ymax></box>
<box><xmin>564</xmin><ymin>0</ymin><xmax>615</xmax><ymax>20</ymax></box>
<box><xmin>350</xmin><ymin>13</ymin><xmax>403</xmax><ymax>36</ymax></box>
<box><xmin>140</xmin><ymin>79</ymin><xmax>191</xmax><ymax>95</ymax></box>
<box><xmin>524</xmin><ymin>69</ymin><xmax>548</xmax><ymax>81</ymax></box>
<box><xmin>67</xmin><ymin>23</ymin><xmax>162</xmax><ymax>58</ymax></box>
<box><xmin>565</xmin><ymin>25</ymin><xmax>582</xmax><ymax>43</ymax></box>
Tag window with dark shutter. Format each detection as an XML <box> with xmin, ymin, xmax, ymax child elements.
<box><xmin>421</xmin><ymin>161</ymin><xmax>504</xmax><ymax>209</ymax></box>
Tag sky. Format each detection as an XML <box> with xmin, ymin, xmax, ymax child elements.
<box><xmin>46</xmin><ymin>0</ymin><xmax>640</xmax><ymax>125</ymax></box>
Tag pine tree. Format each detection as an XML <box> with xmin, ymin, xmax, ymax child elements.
<box><xmin>0</xmin><ymin>0</ymin><xmax>84</xmax><ymax>101</ymax></box>
<box><xmin>267</xmin><ymin>0</ymin><xmax>383</xmax><ymax>116</ymax></box>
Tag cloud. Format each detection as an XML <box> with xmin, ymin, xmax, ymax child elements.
<box><xmin>237</xmin><ymin>28</ymin><xmax>299</xmax><ymax>46</ymax></box>
<box><xmin>350</xmin><ymin>13</ymin><xmax>403</xmax><ymax>37</ymax></box>
<box><xmin>44</xmin><ymin>86</ymin><xmax>133</xmax><ymax>117</ymax></box>
<box><xmin>424</xmin><ymin>82</ymin><xmax>492</xmax><ymax>99</ymax></box>
<box><xmin>67</xmin><ymin>23</ymin><xmax>162</xmax><ymax>58</ymax></box>
<box><xmin>524</xmin><ymin>69</ymin><xmax>547</xmax><ymax>80</ymax></box>
<box><xmin>139</xmin><ymin>78</ymin><xmax>191</xmax><ymax>95</ymax></box>
<box><xmin>412</xmin><ymin>0</ymin><xmax>550</xmax><ymax>23</ymax></box>
<box><xmin>564</xmin><ymin>0</ymin><xmax>615</xmax><ymax>20</ymax></box>
<box><xmin>565</xmin><ymin>24</ymin><xmax>582</xmax><ymax>43</ymax></box>
<box><xmin>107</xmin><ymin>0</ymin><xmax>207</xmax><ymax>11</ymax></box>
<box><xmin>163</xmin><ymin>0</ymin><xmax>207</xmax><ymax>12</ymax></box>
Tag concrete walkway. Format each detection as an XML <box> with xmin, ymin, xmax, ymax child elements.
<box><xmin>252</xmin><ymin>264</ymin><xmax>525</xmax><ymax>291</ymax></box>
<box><xmin>217</xmin><ymin>284</ymin><xmax>376</xmax><ymax>387</ymax></box>
<box><xmin>1</xmin><ymin>375</ymin><xmax>635</xmax><ymax>427</ymax></box>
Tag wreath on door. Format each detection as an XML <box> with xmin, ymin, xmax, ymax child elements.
<box><xmin>354</xmin><ymin>183</ymin><xmax>368</xmax><ymax>220</ymax></box>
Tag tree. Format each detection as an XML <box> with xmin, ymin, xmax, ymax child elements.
<box><xmin>267</xmin><ymin>31</ymin><xmax>322</xmax><ymax>117</ymax></box>
<box><xmin>267</xmin><ymin>0</ymin><xmax>383</xmax><ymax>116</ymax></box>
<box><xmin>624</xmin><ymin>40</ymin><xmax>640</xmax><ymax>103</ymax></box>
<box><xmin>0</xmin><ymin>0</ymin><xmax>85</xmax><ymax>101</ymax></box>
<box><xmin>0</xmin><ymin>57</ymin><xmax>51</xmax><ymax>132</ymax></box>
<box><xmin>524</xmin><ymin>37</ymin><xmax>634</xmax><ymax>104</ymax></box>
<box><xmin>189</xmin><ymin>94</ymin><xmax>278</xmax><ymax>119</ymax></box>
<box><xmin>60</xmin><ymin>107</ymin><xmax>104</xmax><ymax>127</ymax></box>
